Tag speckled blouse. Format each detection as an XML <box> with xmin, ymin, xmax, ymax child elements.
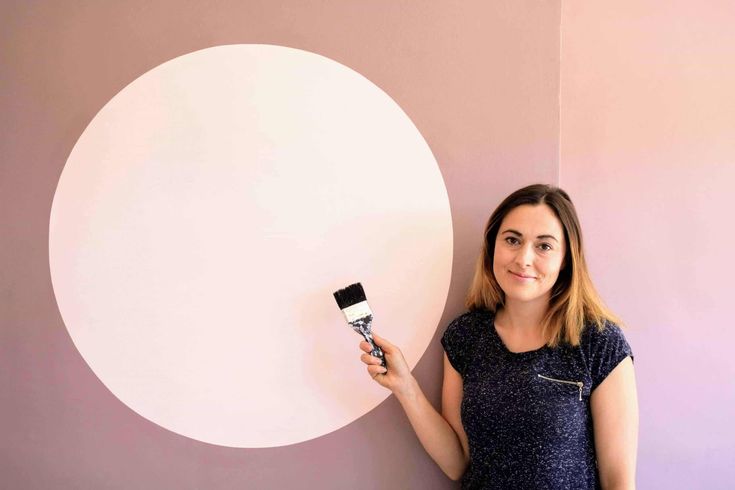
<box><xmin>440</xmin><ymin>308</ymin><xmax>633</xmax><ymax>489</ymax></box>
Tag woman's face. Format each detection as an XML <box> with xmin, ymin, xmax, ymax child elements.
<box><xmin>492</xmin><ymin>203</ymin><xmax>567</xmax><ymax>306</ymax></box>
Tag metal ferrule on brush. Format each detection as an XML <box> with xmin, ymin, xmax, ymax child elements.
<box><xmin>340</xmin><ymin>300</ymin><xmax>373</xmax><ymax>323</ymax></box>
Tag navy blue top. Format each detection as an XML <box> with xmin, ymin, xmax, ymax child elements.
<box><xmin>440</xmin><ymin>308</ymin><xmax>633</xmax><ymax>489</ymax></box>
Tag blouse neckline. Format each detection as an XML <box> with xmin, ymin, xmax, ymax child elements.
<box><xmin>483</xmin><ymin>309</ymin><xmax>550</xmax><ymax>358</ymax></box>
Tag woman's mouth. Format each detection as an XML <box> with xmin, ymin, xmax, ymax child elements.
<box><xmin>510</xmin><ymin>271</ymin><xmax>536</xmax><ymax>280</ymax></box>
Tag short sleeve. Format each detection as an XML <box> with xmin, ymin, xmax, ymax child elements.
<box><xmin>440</xmin><ymin>313</ymin><xmax>474</xmax><ymax>376</ymax></box>
<box><xmin>585</xmin><ymin>321</ymin><xmax>634</xmax><ymax>392</ymax></box>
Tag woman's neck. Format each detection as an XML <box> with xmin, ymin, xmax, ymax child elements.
<box><xmin>495</xmin><ymin>297</ymin><xmax>549</xmax><ymax>333</ymax></box>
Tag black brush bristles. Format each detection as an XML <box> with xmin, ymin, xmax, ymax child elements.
<box><xmin>333</xmin><ymin>282</ymin><xmax>367</xmax><ymax>310</ymax></box>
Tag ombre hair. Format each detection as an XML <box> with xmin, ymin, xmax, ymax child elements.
<box><xmin>465</xmin><ymin>184</ymin><xmax>623</xmax><ymax>347</ymax></box>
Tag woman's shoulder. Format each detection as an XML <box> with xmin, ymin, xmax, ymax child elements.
<box><xmin>578</xmin><ymin>318</ymin><xmax>634</xmax><ymax>390</ymax></box>
<box><xmin>579</xmin><ymin>318</ymin><xmax>629</xmax><ymax>348</ymax></box>
<box><xmin>445</xmin><ymin>308</ymin><xmax>493</xmax><ymax>332</ymax></box>
<box><xmin>441</xmin><ymin>308</ymin><xmax>492</xmax><ymax>375</ymax></box>
<box><xmin>441</xmin><ymin>308</ymin><xmax>491</xmax><ymax>349</ymax></box>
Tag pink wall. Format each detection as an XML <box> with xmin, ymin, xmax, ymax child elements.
<box><xmin>561</xmin><ymin>2</ymin><xmax>735</xmax><ymax>488</ymax></box>
<box><xmin>6</xmin><ymin>2</ymin><xmax>733</xmax><ymax>488</ymax></box>
<box><xmin>1</xmin><ymin>1</ymin><xmax>559</xmax><ymax>488</ymax></box>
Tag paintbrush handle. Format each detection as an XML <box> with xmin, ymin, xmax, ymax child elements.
<box><xmin>362</xmin><ymin>332</ymin><xmax>386</xmax><ymax>367</ymax></box>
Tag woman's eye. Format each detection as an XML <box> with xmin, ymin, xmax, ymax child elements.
<box><xmin>504</xmin><ymin>237</ymin><xmax>552</xmax><ymax>251</ymax></box>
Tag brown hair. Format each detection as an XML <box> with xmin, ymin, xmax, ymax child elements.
<box><xmin>465</xmin><ymin>183</ymin><xmax>623</xmax><ymax>346</ymax></box>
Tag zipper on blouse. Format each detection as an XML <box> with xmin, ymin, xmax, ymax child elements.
<box><xmin>537</xmin><ymin>374</ymin><xmax>584</xmax><ymax>401</ymax></box>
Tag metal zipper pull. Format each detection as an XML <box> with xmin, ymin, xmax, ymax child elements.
<box><xmin>537</xmin><ymin>374</ymin><xmax>584</xmax><ymax>401</ymax></box>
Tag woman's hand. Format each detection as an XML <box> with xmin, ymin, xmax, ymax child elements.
<box><xmin>359</xmin><ymin>332</ymin><xmax>417</xmax><ymax>398</ymax></box>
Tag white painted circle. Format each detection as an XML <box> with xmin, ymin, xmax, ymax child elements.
<box><xmin>49</xmin><ymin>44</ymin><xmax>452</xmax><ymax>448</ymax></box>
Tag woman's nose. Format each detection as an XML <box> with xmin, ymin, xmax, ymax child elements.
<box><xmin>515</xmin><ymin>243</ymin><xmax>534</xmax><ymax>267</ymax></box>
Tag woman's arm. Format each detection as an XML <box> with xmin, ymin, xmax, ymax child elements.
<box><xmin>439</xmin><ymin>352</ymin><xmax>471</xmax><ymax>477</ymax></box>
<box><xmin>590</xmin><ymin>356</ymin><xmax>639</xmax><ymax>490</ymax></box>
<box><xmin>360</xmin><ymin>334</ymin><xmax>469</xmax><ymax>480</ymax></box>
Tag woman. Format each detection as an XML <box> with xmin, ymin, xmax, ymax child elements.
<box><xmin>359</xmin><ymin>184</ymin><xmax>638</xmax><ymax>489</ymax></box>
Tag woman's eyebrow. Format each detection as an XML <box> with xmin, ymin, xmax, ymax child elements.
<box><xmin>501</xmin><ymin>229</ymin><xmax>559</xmax><ymax>243</ymax></box>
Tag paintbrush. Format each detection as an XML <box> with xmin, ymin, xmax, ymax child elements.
<box><xmin>333</xmin><ymin>282</ymin><xmax>386</xmax><ymax>367</ymax></box>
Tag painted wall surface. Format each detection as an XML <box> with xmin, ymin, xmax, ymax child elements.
<box><xmin>1</xmin><ymin>1</ymin><xmax>560</xmax><ymax>489</ymax></box>
<box><xmin>48</xmin><ymin>44</ymin><xmax>455</xmax><ymax>449</ymax></box>
<box><xmin>561</xmin><ymin>2</ymin><xmax>735</xmax><ymax>488</ymax></box>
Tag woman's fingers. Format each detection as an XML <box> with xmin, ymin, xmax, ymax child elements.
<box><xmin>361</xmin><ymin>353</ymin><xmax>383</xmax><ymax>365</ymax></box>
<box><xmin>360</xmin><ymin>334</ymin><xmax>393</xmax><ymax>354</ymax></box>
<box><xmin>359</xmin><ymin>333</ymin><xmax>405</xmax><ymax>386</ymax></box>
<box><xmin>367</xmin><ymin>364</ymin><xmax>387</xmax><ymax>377</ymax></box>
